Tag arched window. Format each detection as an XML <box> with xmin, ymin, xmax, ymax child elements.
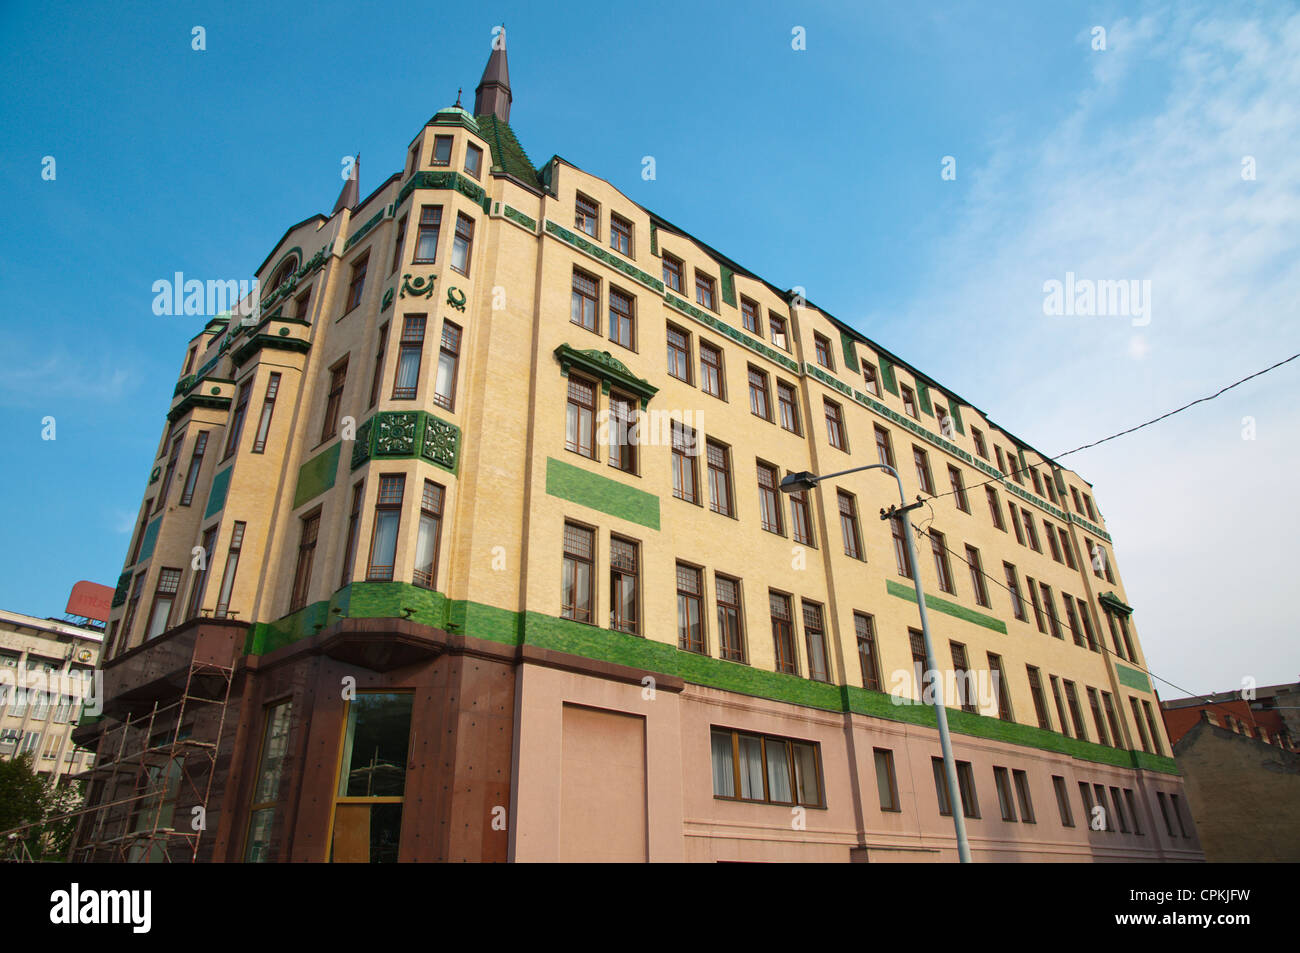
<box><xmin>270</xmin><ymin>257</ymin><xmax>298</xmax><ymax>290</ymax></box>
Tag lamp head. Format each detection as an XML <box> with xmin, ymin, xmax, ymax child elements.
<box><xmin>779</xmin><ymin>471</ymin><xmax>820</xmax><ymax>494</ymax></box>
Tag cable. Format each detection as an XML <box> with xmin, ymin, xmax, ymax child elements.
<box><xmin>913</xmin><ymin>351</ymin><xmax>1300</xmax><ymax>508</ymax></box>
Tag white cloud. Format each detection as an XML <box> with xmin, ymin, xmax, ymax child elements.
<box><xmin>869</xmin><ymin>2</ymin><xmax>1300</xmax><ymax>693</ymax></box>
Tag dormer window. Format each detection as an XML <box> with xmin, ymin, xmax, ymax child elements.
<box><xmin>576</xmin><ymin>194</ymin><xmax>599</xmax><ymax>238</ymax></box>
<box><xmin>432</xmin><ymin>136</ymin><xmax>453</xmax><ymax>166</ymax></box>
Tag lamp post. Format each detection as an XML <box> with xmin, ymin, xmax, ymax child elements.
<box><xmin>780</xmin><ymin>463</ymin><xmax>972</xmax><ymax>863</ymax></box>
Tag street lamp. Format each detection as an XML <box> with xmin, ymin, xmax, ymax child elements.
<box><xmin>780</xmin><ymin>464</ymin><xmax>972</xmax><ymax>863</ymax></box>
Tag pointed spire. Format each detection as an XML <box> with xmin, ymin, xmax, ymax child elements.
<box><xmin>333</xmin><ymin>152</ymin><xmax>359</xmax><ymax>214</ymax></box>
<box><xmin>474</xmin><ymin>26</ymin><xmax>512</xmax><ymax>122</ymax></box>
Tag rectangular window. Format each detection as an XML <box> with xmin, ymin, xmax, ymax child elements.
<box><xmin>747</xmin><ymin>366</ymin><xmax>771</xmax><ymax>420</ymax></box>
<box><xmin>433</xmin><ymin>320</ymin><xmax>461</xmax><ymax>410</ymax></box>
<box><xmin>340</xmin><ymin>481</ymin><xmax>364</xmax><ymax>588</ymax></box>
<box><xmin>839</xmin><ymin>490</ymin><xmax>863</xmax><ymax>559</ymax></box>
<box><xmin>571</xmin><ymin>269</ymin><xmax>599</xmax><ymax>331</ymax></box>
<box><xmin>610</xmin><ymin>214</ymin><xmax>632</xmax><ymax>255</ymax></box>
<box><xmin>994</xmin><ymin>766</ymin><xmax>1018</xmax><ymax>821</ymax></box>
<box><xmin>913</xmin><ymin>446</ymin><xmax>934</xmax><ymax>494</ymax></box>
<box><xmin>965</xmin><ymin>545</ymin><xmax>989</xmax><ymax>606</ymax></box>
<box><xmin>988</xmin><ymin>652</ymin><xmax>1013</xmax><ymax>721</ymax></box>
<box><xmin>757</xmin><ymin>462</ymin><xmax>783</xmax><ymax>534</ymax></box>
<box><xmin>1013</xmin><ymin>770</ymin><xmax>1035</xmax><ymax>823</ymax></box>
<box><xmin>972</xmin><ymin>427</ymin><xmax>987</xmax><ymax>459</ymax></box>
<box><xmin>414</xmin><ymin>205</ymin><xmax>442</xmax><ymax>263</ymax></box>
<box><xmin>1079</xmin><ymin>782</ymin><xmax>1097</xmax><ymax>826</ymax></box>
<box><xmin>249</xmin><ymin>374</ymin><xmax>282</xmax><ymax>453</ymax></box>
<box><xmin>1030</xmin><ymin>468</ymin><xmax>1044</xmax><ymax>497</ymax></box>
<box><xmin>450</xmin><ymin>213</ymin><xmax>474</xmax><ymax>274</ymax></box>
<box><xmin>1050</xmin><ymin>676</ymin><xmax>1071</xmax><ymax>737</ymax></box>
<box><xmin>390</xmin><ymin>215</ymin><xmax>407</xmax><ymax>275</ymax></box>
<box><xmin>874</xmin><ymin>425</ymin><xmax>895</xmax><ymax>469</ymax></box>
<box><xmin>1071</xmin><ymin>486</ymin><xmax>1085</xmax><ymax>514</ymax></box>
<box><xmin>862</xmin><ymin>361</ymin><xmax>879</xmax><ymax>395</ymax></box>
<box><xmin>711</xmin><ymin>728</ymin><xmax>822</xmax><ymax>807</ymax></box>
<box><xmin>1083</xmin><ymin>493</ymin><xmax>1097</xmax><ymax>521</ymax></box>
<box><xmin>330</xmin><ymin>692</ymin><xmax>413</xmax><ymax>863</ymax></box>
<box><xmin>244</xmin><ymin>700</ymin><xmax>293</xmax><ymax>862</ymax></box>
<box><xmin>561</xmin><ymin>522</ymin><xmax>595</xmax><ymax>623</ymax></box>
<box><xmin>392</xmin><ymin>316</ymin><xmax>426</xmax><ymax>399</ymax></box>
<box><xmin>1025</xmin><ymin>665</ymin><xmax>1052</xmax><ymax>729</ymax></box>
<box><xmin>948</xmin><ymin>466</ymin><xmax>969</xmax><ymax>512</ymax></box>
<box><xmin>950</xmin><ymin>641</ymin><xmax>976</xmax><ymax>713</ymax></box>
<box><xmin>769</xmin><ymin>313</ymin><xmax>788</xmax><ymax>350</ymax></box>
<box><xmin>289</xmin><ymin>510</ymin><xmax>320</xmax><ymax>612</ymax></box>
<box><xmin>1053</xmin><ymin>775</ymin><xmax>1074</xmax><ymax>826</ymax></box>
<box><xmin>368</xmin><ymin>321</ymin><xmax>388</xmax><ymax>408</ymax></box>
<box><xmin>930</xmin><ymin>530</ymin><xmax>954</xmax><ymax>594</ymax></box>
<box><xmin>1124</xmin><ymin>788</ymin><xmax>1143</xmax><ymax>835</ymax></box>
<box><xmin>186</xmin><ymin>525</ymin><xmax>219</xmax><ymax>619</ymax></box>
<box><xmin>565</xmin><ymin>376</ymin><xmax>597</xmax><ymax>459</ymax></box>
<box><xmin>1058</xmin><ymin>528</ymin><xmax>1077</xmax><ymax>569</ymax></box>
<box><xmin>609</xmin><ymin>287</ymin><xmax>634</xmax><ymax>349</ymax></box>
<box><xmin>695</xmin><ymin>271</ymin><xmax>716</xmax><ymax>311</ymax></box>
<box><xmin>223</xmin><ymin>383</ymin><xmax>251</xmax><ymax>460</ymax></box>
<box><xmin>1088</xmin><ymin>687</ymin><xmax>1110</xmax><ymax>746</ymax></box>
<box><xmin>1021</xmin><ymin>508</ymin><xmax>1041</xmax><ymax>551</ymax></box>
<box><xmin>345</xmin><ymin>253</ymin><xmax>368</xmax><ymax>312</ymax></box>
<box><xmin>179</xmin><ymin>432</ymin><xmax>209</xmax><ymax>506</ymax></box>
<box><xmin>1103</xmin><ymin>692</ymin><xmax>1123</xmax><ymax>749</ymax></box>
<box><xmin>872</xmin><ymin>749</ymin><xmax>902</xmax><ymax>814</ymax></box>
<box><xmin>1040</xmin><ymin>582</ymin><xmax>1062</xmax><ymax>639</ymax></box>
<box><xmin>715</xmin><ymin>574</ymin><xmax>745</xmax><ymax>661</ymax></box>
<box><xmin>699</xmin><ymin>341</ymin><xmax>723</xmax><ymax>398</ymax></box>
<box><xmin>608</xmin><ymin>393</ymin><xmax>637</xmax><ymax>474</ymax></box>
<box><xmin>776</xmin><ymin>380</ymin><xmax>800</xmax><ymax>434</ymax></box>
<box><xmin>145</xmin><ymin>568</ymin><xmax>181</xmax><ymax>640</ymax></box>
<box><xmin>1157</xmin><ymin>792</ymin><xmax>1176</xmax><ymax>836</ymax></box>
<box><xmin>366</xmin><ymin>475</ymin><xmax>404</xmax><ymax>582</ymax></box>
<box><xmin>1004</xmin><ymin>562</ymin><xmax>1026</xmax><ymax>620</ymax></box>
<box><xmin>891</xmin><ymin>515</ymin><xmax>913</xmax><ymax>578</ymax></box>
<box><xmin>855</xmin><ymin>613</ymin><xmax>881</xmax><ymax>691</ymax></box>
<box><xmin>609</xmin><ymin>536</ymin><xmax>639</xmax><ymax>634</ymax></box>
<box><xmin>986</xmin><ymin>486</ymin><xmax>1004</xmax><ymax>530</ymax></box>
<box><xmin>464</xmin><ymin>143</ymin><xmax>482</xmax><ymax>178</ymax></box>
<box><xmin>662</xmin><ymin>253</ymin><xmax>683</xmax><ymax>292</ymax></box>
<box><xmin>156</xmin><ymin>430</ymin><xmax>184</xmax><ymax>510</ymax></box>
<box><xmin>900</xmin><ymin>384</ymin><xmax>918</xmax><ymax>418</ymax></box>
<box><xmin>802</xmin><ymin>601</ymin><xmax>829</xmax><ymax>682</ymax></box>
<box><xmin>1142</xmin><ymin>700</ymin><xmax>1165</xmax><ymax>756</ymax></box>
<box><xmin>575</xmin><ymin>193</ymin><xmax>599</xmax><ymax>238</ymax></box>
<box><xmin>933</xmin><ymin>758</ymin><xmax>979</xmax><ymax>818</ymax></box>
<box><xmin>914</xmin><ymin>630</ymin><xmax>933</xmax><ymax>704</ymax></box>
<box><xmin>432</xmin><ymin>135</ymin><xmax>452</xmax><ymax>165</ymax></box>
<box><xmin>676</xmin><ymin>563</ymin><xmax>705</xmax><ymax>654</ymax></box>
<box><xmin>741</xmin><ymin>297</ymin><xmax>760</xmax><ymax>334</ymax></box>
<box><xmin>214</xmin><ymin>522</ymin><xmax>245</xmax><ymax>619</ymax></box>
<box><xmin>1064</xmin><ymin>680</ymin><xmax>1088</xmax><ymax>740</ymax></box>
<box><xmin>671</xmin><ymin>422</ymin><xmax>699</xmax><ymax>504</ymax></box>
<box><xmin>1064</xmin><ymin>597</ymin><xmax>1085</xmax><ymax>648</ymax></box>
<box><xmin>789</xmin><ymin>488</ymin><xmax>813</xmax><ymax>545</ymax></box>
<box><xmin>321</xmin><ymin>359</ymin><xmax>348</xmax><ymax>442</ymax></box>
<box><xmin>666</xmin><ymin>325</ymin><xmax>691</xmax><ymax>383</ymax></box>
<box><xmin>1045</xmin><ymin>520</ymin><xmax>1063</xmax><ymax>562</ymax></box>
<box><xmin>769</xmin><ymin>591</ymin><xmax>798</xmax><ymax>675</ymax></box>
<box><xmin>122</xmin><ymin>571</ymin><xmax>144</xmax><ymax>643</ymax></box>
<box><xmin>1026</xmin><ymin>576</ymin><xmax>1045</xmax><ymax>632</ymax></box>
<box><xmin>814</xmin><ymin>333</ymin><xmax>833</xmax><ymax>369</ymax></box>
<box><xmin>706</xmin><ymin>439</ymin><xmax>733</xmax><ymax>516</ymax></box>
<box><xmin>824</xmin><ymin>399</ymin><xmax>847</xmax><ymax>450</ymax></box>
<box><xmin>412</xmin><ymin>481</ymin><xmax>445</xmax><ymax>590</ymax></box>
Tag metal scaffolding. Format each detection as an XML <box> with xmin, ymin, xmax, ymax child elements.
<box><xmin>0</xmin><ymin>655</ymin><xmax>235</xmax><ymax>863</ymax></box>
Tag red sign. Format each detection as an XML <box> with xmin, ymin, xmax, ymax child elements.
<box><xmin>66</xmin><ymin>581</ymin><xmax>114</xmax><ymax>622</ymax></box>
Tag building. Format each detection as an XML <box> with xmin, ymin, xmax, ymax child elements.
<box><xmin>1166</xmin><ymin>718</ymin><xmax>1300</xmax><ymax>862</ymax></box>
<box><xmin>1162</xmin><ymin>683</ymin><xmax>1298</xmax><ymax>752</ymax></box>
<box><xmin>70</xmin><ymin>33</ymin><xmax>1201</xmax><ymax>862</ymax></box>
<box><xmin>0</xmin><ymin>607</ymin><xmax>102</xmax><ymax>785</ymax></box>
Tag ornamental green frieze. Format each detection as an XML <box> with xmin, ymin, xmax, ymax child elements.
<box><xmin>553</xmin><ymin>344</ymin><xmax>658</xmax><ymax>408</ymax></box>
<box><xmin>544</xmin><ymin>219</ymin><xmax>665</xmax><ymax>294</ymax></box>
<box><xmin>401</xmin><ymin>273</ymin><xmax>436</xmax><ymax>299</ymax></box>
<box><xmin>502</xmin><ymin>205</ymin><xmax>537</xmax><ymax>232</ymax></box>
<box><xmin>396</xmin><ymin>170</ymin><xmax>486</xmax><ymax>208</ymax></box>
<box><xmin>446</xmin><ymin>287</ymin><xmax>467</xmax><ymax>312</ymax></box>
<box><xmin>422</xmin><ymin>417</ymin><xmax>459</xmax><ymax>469</ymax></box>
<box><xmin>350</xmin><ymin>410</ymin><xmax>461</xmax><ymax>474</ymax></box>
<box><xmin>374</xmin><ymin>412</ymin><xmax>419</xmax><ymax>456</ymax></box>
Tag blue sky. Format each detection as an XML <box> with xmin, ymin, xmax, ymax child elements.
<box><xmin>1</xmin><ymin>1</ymin><xmax>1296</xmax><ymax>695</ymax></box>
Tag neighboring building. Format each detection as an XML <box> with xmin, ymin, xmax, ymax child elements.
<box><xmin>1169</xmin><ymin>719</ymin><xmax>1300</xmax><ymax>862</ymax></box>
<box><xmin>71</xmin><ymin>34</ymin><xmax>1201</xmax><ymax>862</ymax></box>
<box><xmin>0</xmin><ymin>608</ymin><xmax>102</xmax><ymax>784</ymax></box>
<box><xmin>1162</xmin><ymin>683</ymin><xmax>1298</xmax><ymax>752</ymax></box>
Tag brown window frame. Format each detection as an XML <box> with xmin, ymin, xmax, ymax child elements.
<box><xmin>289</xmin><ymin>509</ymin><xmax>321</xmax><ymax>612</ymax></box>
<box><xmin>413</xmin><ymin>205</ymin><xmax>442</xmax><ymax>264</ymax></box>
<box><xmin>320</xmin><ymin>358</ymin><xmax>348</xmax><ymax>443</ymax></box>
<box><xmin>671</xmin><ymin>421</ymin><xmax>700</xmax><ymax>505</ymax></box>
<box><xmin>699</xmin><ymin>340</ymin><xmax>724</xmax><ymax>399</ymax></box>
<box><xmin>344</xmin><ymin>252</ymin><xmax>368</xmax><ymax>313</ymax></box>
<box><xmin>715</xmin><ymin>574</ymin><xmax>745</xmax><ymax>662</ymax></box>
<box><xmin>609</xmin><ymin>535</ymin><xmax>640</xmax><ymax>635</ymax></box>
<box><xmin>855</xmin><ymin>612</ymin><xmax>881</xmax><ymax>691</ymax></box>
<box><xmin>365</xmin><ymin>474</ymin><xmax>405</xmax><ymax>582</ymax></box>
<box><xmin>824</xmin><ymin>398</ymin><xmax>847</xmax><ymax>451</ymax></box>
